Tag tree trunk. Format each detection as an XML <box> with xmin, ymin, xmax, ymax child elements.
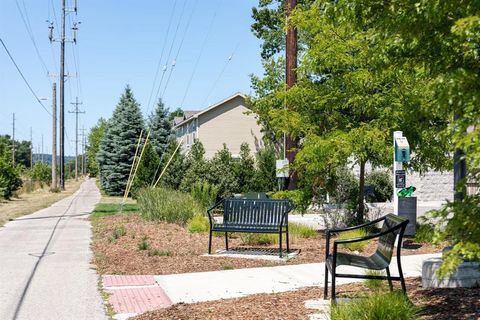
<box><xmin>357</xmin><ymin>160</ymin><xmax>366</xmax><ymax>224</ymax></box>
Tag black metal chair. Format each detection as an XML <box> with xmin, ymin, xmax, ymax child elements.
<box><xmin>324</xmin><ymin>214</ymin><xmax>409</xmax><ymax>302</ymax></box>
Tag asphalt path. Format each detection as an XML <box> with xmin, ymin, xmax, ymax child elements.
<box><xmin>0</xmin><ymin>178</ymin><xmax>106</xmax><ymax>320</ymax></box>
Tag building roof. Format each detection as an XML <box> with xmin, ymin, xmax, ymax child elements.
<box><xmin>174</xmin><ymin>92</ymin><xmax>245</xmax><ymax>128</ymax></box>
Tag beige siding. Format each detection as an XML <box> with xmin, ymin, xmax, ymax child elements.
<box><xmin>198</xmin><ymin>96</ymin><xmax>263</xmax><ymax>158</ymax></box>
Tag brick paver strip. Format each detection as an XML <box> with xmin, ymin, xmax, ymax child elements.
<box><xmin>107</xmin><ymin>287</ymin><xmax>173</xmax><ymax>314</ymax></box>
<box><xmin>103</xmin><ymin>275</ymin><xmax>157</xmax><ymax>287</ymax></box>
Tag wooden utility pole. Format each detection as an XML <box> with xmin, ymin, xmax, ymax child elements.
<box><xmin>12</xmin><ymin>113</ymin><xmax>15</xmax><ymax>164</ymax></box>
<box><xmin>52</xmin><ymin>82</ymin><xmax>57</xmax><ymax>188</ymax></box>
<box><xmin>285</xmin><ymin>0</ymin><xmax>298</xmax><ymax>190</ymax></box>
<box><xmin>59</xmin><ymin>0</ymin><xmax>66</xmax><ymax>189</ymax></box>
<box><xmin>69</xmin><ymin>96</ymin><xmax>84</xmax><ymax>181</ymax></box>
<box><xmin>30</xmin><ymin>127</ymin><xmax>33</xmax><ymax>168</ymax></box>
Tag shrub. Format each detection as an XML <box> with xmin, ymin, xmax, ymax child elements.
<box><xmin>137</xmin><ymin>187</ymin><xmax>201</xmax><ymax>224</ymax></box>
<box><xmin>366</xmin><ymin>170</ymin><xmax>393</xmax><ymax>202</ymax></box>
<box><xmin>331</xmin><ymin>291</ymin><xmax>419</xmax><ymax>320</ymax></box>
<box><xmin>206</xmin><ymin>144</ymin><xmax>239</xmax><ymax>198</ymax></box>
<box><xmin>29</xmin><ymin>162</ymin><xmax>52</xmax><ymax>187</ymax></box>
<box><xmin>191</xmin><ymin>180</ymin><xmax>218</xmax><ymax>210</ymax></box>
<box><xmin>240</xmin><ymin>233</ymin><xmax>275</xmax><ymax>245</ymax></box>
<box><xmin>336</xmin><ymin>228</ymin><xmax>370</xmax><ymax>252</ymax></box>
<box><xmin>414</xmin><ymin>223</ymin><xmax>435</xmax><ymax>243</ymax></box>
<box><xmin>270</xmin><ymin>190</ymin><xmax>311</xmax><ymax>214</ymax></box>
<box><xmin>0</xmin><ymin>157</ymin><xmax>22</xmax><ymax>199</ymax></box>
<box><xmin>187</xmin><ymin>214</ymin><xmax>210</xmax><ymax>233</ymax></box>
<box><xmin>147</xmin><ymin>249</ymin><xmax>172</xmax><ymax>257</ymax></box>
<box><xmin>112</xmin><ymin>225</ymin><xmax>127</xmax><ymax>239</ymax></box>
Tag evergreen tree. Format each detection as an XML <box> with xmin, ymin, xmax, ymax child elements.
<box><xmin>179</xmin><ymin>139</ymin><xmax>208</xmax><ymax>192</ymax></box>
<box><xmin>131</xmin><ymin>140</ymin><xmax>160</xmax><ymax>197</ymax></box>
<box><xmin>158</xmin><ymin>138</ymin><xmax>186</xmax><ymax>190</ymax></box>
<box><xmin>148</xmin><ymin>98</ymin><xmax>172</xmax><ymax>157</ymax></box>
<box><xmin>207</xmin><ymin>144</ymin><xmax>239</xmax><ymax>198</ymax></box>
<box><xmin>251</xmin><ymin>144</ymin><xmax>277</xmax><ymax>192</ymax></box>
<box><xmin>97</xmin><ymin>86</ymin><xmax>145</xmax><ymax>195</ymax></box>
<box><xmin>235</xmin><ymin>142</ymin><xmax>256</xmax><ymax>193</ymax></box>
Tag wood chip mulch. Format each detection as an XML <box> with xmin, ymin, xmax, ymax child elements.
<box><xmin>133</xmin><ymin>277</ymin><xmax>480</xmax><ymax>320</ymax></box>
<box><xmin>91</xmin><ymin>213</ymin><xmax>443</xmax><ymax>275</ymax></box>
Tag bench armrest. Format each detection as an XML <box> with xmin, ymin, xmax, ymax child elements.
<box><xmin>280</xmin><ymin>200</ymin><xmax>294</xmax><ymax>227</ymax></box>
<box><xmin>207</xmin><ymin>199</ymin><xmax>225</xmax><ymax>228</ymax></box>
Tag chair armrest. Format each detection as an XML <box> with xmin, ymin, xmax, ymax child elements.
<box><xmin>326</xmin><ymin>215</ymin><xmax>386</xmax><ymax>235</ymax></box>
<box><xmin>333</xmin><ymin>221</ymin><xmax>407</xmax><ymax>244</ymax></box>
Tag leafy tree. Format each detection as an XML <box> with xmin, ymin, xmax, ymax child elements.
<box><xmin>168</xmin><ymin>107</ymin><xmax>184</xmax><ymax>122</ymax></box>
<box><xmin>235</xmin><ymin>143</ymin><xmax>256</xmax><ymax>192</ymax></box>
<box><xmin>179</xmin><ymin>140</ymin><xmax>208</xmax><ymax>192</ymax></box>
<box><xmin>158</xmin><ymin>138</ymin><xmax>186</xmax><ymax>190</ymax></box>
<box><xmin>365</xmin><ymin>170</ymin><xmax>393</xmax><ymax>203</ymax></box>
<box><xmin>0</xmin><ymin>156</ymin><xmax>22</xmax><ymax>199</ymax></box>
<box><xmin>0</xmin><ymin>135</ymin><xmax>32</xmax><ymax>167</ymax></box>
<box><xmin>207</xmin><ymin>144</ymin><xmax>239</xmax><ymax>198</ymax></box>
<box><xmin>97</xmin><ymin>86</ymin><xmax>145</xmax><ymax>195</ymax></box>
<box><xmin>148</xmin><ymin>98</ymin><xmax>172</xmax><ymax>157</ymax></box>
<box><xmin>87</xmin><ymin>118</ymin><xmax>107</xmax><ymax>177</ymax></box>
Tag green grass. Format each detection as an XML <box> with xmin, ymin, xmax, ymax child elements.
<box><xmin>414</xmin><ymin>223</ymin><xmax>435</xmax><ymax>243</ymax></box>
<box><xmin>336</xmin><ymin>229</ymin><xmax>370</xmax><ymax>252</ymax></box>
<box><xmin>109</xmin><ymin>225</ymin><xmax>127</xmax><ymax>242</ymax></box>
<box><xmin>91</xmin><ymin>203</ymin><xmax>139</xmax><ymax>219</ymax></box>
<box><xmin>147</xmin><ymin>249</ymin><xmax>172</xmax><ymax>257</ymax></box>
<box><xmin>331</xmin><ymin>291</ymin><xmax>419</xmax><ymax>320</ymax></box>
<box><xmin>364</xmin><ymin>270</ymin><xmax>386</xmax><ymax>290</ymax></box>
<box><xmin>289</xmin><ymin>222</ymin><xmax>317</xmax><ymax>238</ymax></box>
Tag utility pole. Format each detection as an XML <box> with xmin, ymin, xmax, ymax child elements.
<box><xmin>41</xmin><ymin>134</ymin><xmax>44</xmax><ymax>162</ymax></box>
<box><xmin>69</xmin><ymin>96</ymin><xmax>84</xmax><ymax>181</ymax></box>
<box><xmin>285</xmin><ymin>0</ymin><xmax>298</xmax><ymax>190</ymax></box>
<box><xmin>30</xmin><ymin>127</ymin><xmax>33</xmax><ymax>168</ymax></box>
<box><xmin>12</xmin><ymin>113</ymin><xmax>15</xmax><ymax>164</ymax></box>
<box><xmin>52</xmin><ymin>82</ymin><xmax>57</xmax><ymax>188</ymax></box>
<box><xmin>79</xmin><ymin>127</ymin><xmax>86</xmax><ymax>176</ymax></box>
<box><xmin>48</xmin><ymin>0</ymin><xmax>79</xmax><ymax>190</ymax></box>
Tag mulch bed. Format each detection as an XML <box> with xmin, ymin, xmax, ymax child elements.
<box><xmin>91</xmin><ymin>213</ymin><xmax>442</xmax><ymax>275</ymax></box>
<box><xmin>133</xmin><ymin>277</ymin><xmax>480</xmax><ymax>320</ymax></box>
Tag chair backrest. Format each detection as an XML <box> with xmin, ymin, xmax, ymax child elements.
<box><xmin>223</xmin><ymin>198</ymin><xmax>292</xmax><ymax>226</ymax></box>
<box><xmin>375</xmin><ymin>214</ymin><xmax>409</xmax><ymax>262</ymax></box>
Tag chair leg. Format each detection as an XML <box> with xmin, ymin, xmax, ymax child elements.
<box><xmin>324</xmin><ymin>264</ymin><xmax>329</xmax><ymax>299</ymax></box>
<box><xmin>225</xmin><ymin>232</ymin><xmax>229</xmax><ymax>251</ymax></box>
<box><xmin>397</xmin><ymin>255</ymin><xmax>407</xmax><ymax>294</ymax></box>
<box><xmin>279</xmin><ymin>231</ymin><xmax>283</xmax><ymax>257</ymax></box>
<box><xmin>208</xmin><ymin>229</ymin><xmax>213</xmax><ymax>254</ymax></box>
<box><xmin>386</xmin><ymin>267</ymin><xmax>393</xmax><ymax>291</ymax></box>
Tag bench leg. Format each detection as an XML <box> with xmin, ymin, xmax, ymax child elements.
<box><xmin>286</xmin><ymin>227</ymin><xmax>290</xmax><ymax>254</ymax></box>
<box><xmin>324</xmin><ymin>264</ymin><xmax>329</xmax><ymax>299</ymax></box>
<box><xmin>225</xmin><ymin>232</ymin><xmax>229</xmax><ymax>251</ymax></box>
<box><xmin>208</xmin><ymin>229</ymin><xmax>213</xmax><ymax>254</ymax></box>
<box><xmin>279</xmin><ymin>231</ymin><xmax>283</xmax><ymax>258</ymax></box>
<box><xmin>386</xmin><ymin>267</ymin><xmax>393</xmax><ymax>291</ymax></box>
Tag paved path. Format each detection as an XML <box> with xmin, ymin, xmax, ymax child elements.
<box><xmin>0</xmin><ymin>178</ymin><xmax>106</xmax><ymax>320</ymax></box>
<box><xmin>104</xmin><ymin>253</ymin><xmax>440</xmax><ymax>319</ymax></box>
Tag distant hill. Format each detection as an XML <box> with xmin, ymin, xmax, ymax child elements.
<box><xmin>32</xmin><ymin>154</ymin><xmax>76</xmax><ymax>165</ymax></box>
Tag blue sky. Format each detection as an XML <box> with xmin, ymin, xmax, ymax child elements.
<box><xmin>0</xmin><ymin>0</ymin><xmax>265</xmax><ymax>156</ymax></box>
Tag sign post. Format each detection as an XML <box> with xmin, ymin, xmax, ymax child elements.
<box><xmin>393</xmin><ymin>131</ymin><xmax>404</xmax><ymax>216</ymax></box>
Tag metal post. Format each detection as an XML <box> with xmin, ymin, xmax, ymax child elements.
<box><xmin>393</xmin><ymin>131</ymin><xmax>403</xmax><ymax>216</ymax></box>
<box><xmin>52</xmin><ymin>82</ymin><xmax>57</xmax><ymax>188</ymax></box>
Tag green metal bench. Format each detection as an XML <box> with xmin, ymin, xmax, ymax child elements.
<box><xmin>324</xmin><ymin>214</ymin><xmax>409</xmax><ymax>301</ymax></box>
<box><xmin>207</xmin><ymin>198</ymin><xmax>294</xmax><ymax>257</ymax></box>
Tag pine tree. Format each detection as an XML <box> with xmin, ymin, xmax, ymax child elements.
<box><xmin>148</xmin><ymin>98</ymin><xmax>172</xmax><ymax>157</ymax></box>
<box><xmin>179</xmin><ymin>139</ymin><xmax>208</xmax><ymax>192</ymax></box>
<box><xmin>131</xmin><ymin>140</ymin><xmax>160</xmax><ymax>197</ymax></box>
<box><xmin>235</xmin><ymin>143</ymin><xmax>256</xmax><ymax>193</ymax></box>
<box><xmin>97</xmin><ymin>86</ymin><xmax>145</xmax><ymax>195</ymax></box>
<box><xmin>207</xmin><ymin>144</ymin><xmax>239</xmax><ymax>198</ymax></box>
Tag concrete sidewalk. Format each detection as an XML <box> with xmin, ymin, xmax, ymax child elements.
<box><xmin>105</xmin><ymin>252</ymin><xmax>440</xmax><ymax>319</ymax></box>
<box><xmin>0</xmin><ymin>178</ymin><xmax>106</xmax><ymax>320</ymax></box>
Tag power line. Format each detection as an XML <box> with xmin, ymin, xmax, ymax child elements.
<box><xmin>180</xmin><ymin>2</ymin><xmax>220</xmax><ymax>108</ymax></box>
<box><xmin>0</xmin><ymin>38</ymin><xmax>52</xmax><ymax>116</ymax></box>
<box><xmin>146</xmin><ymin>0</ymin><xmax>178</xmax><ymax>114</ymax></box>
<box><xmin>202</xmin><ymin>42</ymin><xmax>240</xmax><ymax>107</ymax></box>
<box><xmin>160</xmin><ymin>0</ymin><xmax>199</xmax><ymax>100</ymax></box>
<box><xmin>15</xmin><ymin>0</ymin><xmax>51</xmax><ymax>83</ymax></box>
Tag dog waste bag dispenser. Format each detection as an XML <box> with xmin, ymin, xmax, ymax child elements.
<box><xmin>395</xmin><ymin>137</ymin><xmax>410</xmax><ymax>162</ymax></box>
